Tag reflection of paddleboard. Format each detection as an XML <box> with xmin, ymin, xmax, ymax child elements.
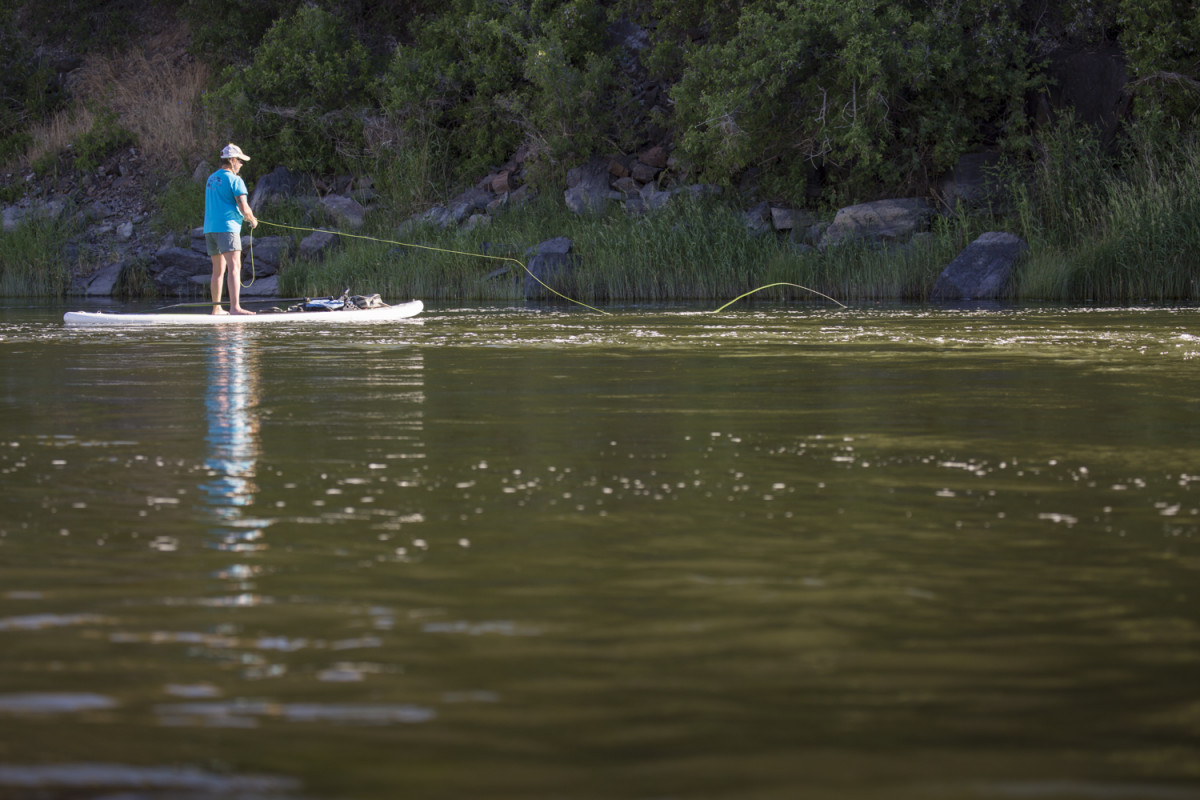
<box><xmin>64</xmin><ymin>300</ymin><xmax>424</xmax><ymax>327</ymax></box>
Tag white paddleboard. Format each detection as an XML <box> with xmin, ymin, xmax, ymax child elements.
<box><xmin>64</xmin><ymin>300</ymin><xmax>424</xmax><ymax>327</ymax></box>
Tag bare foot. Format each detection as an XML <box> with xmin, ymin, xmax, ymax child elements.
<box><xmin>230</xmin><ymin>307</ymin><xmax>256</xmax><ymax>315</ymax></box>
<box><xmin>212</xmin><ymin>307</ymin><xmax>229</xmax><ymax>315</ymax></box>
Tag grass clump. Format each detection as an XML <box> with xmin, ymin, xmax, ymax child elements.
<box><xmin>1010</xmin><ymin>119</ymin><xmax>1200</xmax><ymax>303</ymax></box>
<box><xmin>0</xmin><ymin>214</ymin><xmax>79</xmax><ymax>296</ymax></box>
<box><xmin>19</xmin><ymin>32</ymin><xmax>209</xmax><ymax>176</ymax></box>
<box><xmin>152</xmin><ymin>176</ymin><xmax>205</xmax><ymax>239</ymax></box>
<box><xmin>278</xmin><ymin>192</ymin><xmax>981</xmax><ymax>306</ymax></box>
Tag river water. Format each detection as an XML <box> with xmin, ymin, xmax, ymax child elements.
<box><xmin>0</xmin><ymin>301</ymin><xmax>1198</xmax><ymax>800</ymax></box>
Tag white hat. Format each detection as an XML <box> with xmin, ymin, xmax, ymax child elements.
<box><xmin>220</xmin><ymin>143</ymin><xmax>251</xmax><ymax>161</ymax></box>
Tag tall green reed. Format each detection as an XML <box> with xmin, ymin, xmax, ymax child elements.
<box><xmin>1011</xmin><ymin>118</ymin><xmax>1200</xmax><ymax>302</ymax></box>
<box><xmin>0</xmin><ymin>214</ymin><xmax>77</xmax><ymax>296</ymax></box>
<box><xmin>275</xmin><ymin>122</ymin><xmax>1200</xmax><ymax>306</ymax></box>
<box><xmin>279</xmin><ymin>192</ymin><xmax>973</xmax><ymax>305</ymax></box>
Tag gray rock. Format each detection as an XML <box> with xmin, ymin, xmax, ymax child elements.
<box><xmin>930</xmin><ymin>232</ymin><xmax>1028</xmax><ymax>301</ymax></box>
<box><xmin>637</xmin><ymin>183</ymin><xmax>672</xmax><ymax>213</ymax></box>
<box><xmin>821</xmin><ymin>198</ymin><xmax>933</xmax><ymax>247</ymax></box>
<box><xmin>744</xmin><ymin>202</ymin><xmax>772</xmax><ymax>235</ymax></box>
<box><xmin>565</xmin><ymin>157</ymin><xmax>620</xmax><ymax>215</ymax></box>
<box><xmin>116</xmin><ymin>221</ymin><xmax>134</xmax><ymax>240</ymax></box>
<box><xmin>192</xmin><ymin>160</ymin><xmax>210</xmax><ymax>184</ymax></box>
<box><xmin>151</xmin><ymin>245</ymin><xmax>211</xmax><ymax>294</ymax></box>
<box><xmin>444</xmin><ymin>188</ymin><xmax>493</xmax><ymax>226</ymax></box>
<box><xmin>771</xmin><ymin>206</ymin><xmax>815</xmax><ymax>232</ymax></box>
<box><xmin>298</xmin><ymin>230</ymin><xmax>339</xmax><ymax>260</ymax></box>
<box><xmin>508</xmin><ymin>185</ymin><xmax>535</xmax><ymax>209</ymax></box>
<box><xmin>613</xmin><ymin>176</ymin><xmax>640</xmax><ymax>196</ymax></box>
<box><xmin>320</xmin><ymin>195</ymin><xmax>368</xmax><ymax>229</ymax></box>
<box><xmin>239</xmin><ymin>274</ymin><xmax>280</xmax><ymax>297</ymax></box>
<box><xmin>630</xmin><ymin>161</ymin><xmax>659</xmax><ymax>184</ymax></box>
<box><xmin>249</xmin><ymin>165</ymin><xmax>302</xmax><ymax>210</ymax></box>
<box><xmin>88</xmin><ymin>201</ymin><xmax>115</xmax><ymax>220</ymax></box>
<box><xmin>461</xmin><ymin>213</ymin><xmax>490</xmax><ymax>234</ymax></box>
<box><xmin>2</xmin><ymin>199</ymin><xmax>66</xmax><ymax>232</ymax></box>
<box><xmin>80</xmin><ymin>260</ymin><xmax>128</xmax><ymax>297</ymax></box>
<box><xmin>240</xmin><ymin>235</ymin><xmax>289</xmax><ymax>276</ymax></box>
<box><xmin>676</xmin><ymin>184</ymin><xmax>722</xmax><ymax>200</ymax></box>
<box><xmin>187</xmin><ymin>273</ymin><xmax>278</xmax><ymax>297</ymax></box>
<box><xmin>527</xmin><ymin>237</ymin><xmax>573</xmax><ymax>257</ymax></box>
<box><xmin>523</xmin><ymin>237</ymin><xmax>578</xmax><ymax>299</ymax></box>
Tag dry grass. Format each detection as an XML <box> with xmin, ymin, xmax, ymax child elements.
<box><xmin>23</xmin><ymin>106</ymin><xmax>95</xmax><ymax>166</ymax></box>
<box><xmin>22</xmin><ymin>28</ymin><xmax>210</xmax><ymax>170</ymax></box>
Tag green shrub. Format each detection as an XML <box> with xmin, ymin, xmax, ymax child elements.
<box><xmin>379</xmin><ymin>0</ymin><xmax>622</xmax><ymax>181</ymax></box>
<box><xmin>72</xmin><ymin>107</ymin><xmax>136</xmax><ymax>173</ymax></box>
<box><xmin>1115</xmin><ymin>0</ymin><xmax>1200</xmax><ymax>125</ymax></box>
<box><xmin>182</xmin><ymin>0</ymin><xmax>301</xmax><ymax>68</ymax></box>
<box><xmin>152</xmin><ymin>176</ymin><xmax>206</xmax><ymax>239</ymax></box>
<box><xmin>203</xmin><ymin>3</ymin><xmax>372</xmax><ymax>174</ymax></box>
<box><xmin>0</xmin><ymin>3</ymin><xmax>68</xmax><ymax>164</ymax></box>
<box><xmin>667</xmin><ymin>0</ymin><xmax>1036</xmax><ymax>200</ymax></box>
<box><xmin>15</xmin><ymin>0</ymin><xmax>150</xmax><ymax>51</ymax></box>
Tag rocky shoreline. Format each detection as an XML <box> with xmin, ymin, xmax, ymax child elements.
<box><xmin>4</xmin><ymin>144</ymin><xmax>1027</xmax><ymax>303</ymax></box>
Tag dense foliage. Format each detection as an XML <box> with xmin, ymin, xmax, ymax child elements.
<box><xmin>3</xmin><ymin>0</ymin><xmax>1199</xmax><ymax>202</ymax></box>
<box><xmin>0</xmin><ymin>0</ymin><xmax>68</xmax><ymax>163</ymax></box>
<box><xmin>665</xmin><ymin>0</ymin><xmax>1037</xmax><ymax>198</ymax></box>
<box><xmin>380</xmin><ymin>0</ymin><xmax>626</xmax><ymax>179</ymax></box>
<box><xmin>203</xmin><ymin>4</ymin><xmax>373</xmax><ymax>173</ymax></box>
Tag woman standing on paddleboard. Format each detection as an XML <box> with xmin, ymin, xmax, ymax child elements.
<box><xmin>204</xmin><ymin>143</ymin><xmax>259</xmax><ymax>315</ymax></box>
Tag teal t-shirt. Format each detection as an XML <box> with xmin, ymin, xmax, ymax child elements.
<box><xmin>203</xmin><ymin>169</ymin><xmax>248</xmax><ymax>234</ymax></box>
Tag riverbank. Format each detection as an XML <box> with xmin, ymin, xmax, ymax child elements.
<box><xmin>4</xmin><ymin>120</ymin><xmax>1200</xmax><ymax>306</ymax></box>
<box><xmin>3</xmin><ymin>8</ymin><xmax>1200</xmax><ymax>306</ymax></box>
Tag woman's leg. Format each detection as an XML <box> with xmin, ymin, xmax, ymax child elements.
<box><xmin>226</xmin><ymin>250</ymin><xmax>254</xmax><ymax>314</ymax></box>
<box><xmin>210</xmin><ymin>253</ymin><xmax>228</xmax><ymax>314</ymax></box>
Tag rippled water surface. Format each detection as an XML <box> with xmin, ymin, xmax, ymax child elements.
<box><xmin>1</xmin><ymin>302</ymin><xmax>1198</xmax><ymax>800</ymax></box>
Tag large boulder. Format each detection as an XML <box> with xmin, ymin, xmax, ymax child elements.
<box><xmin>298</xmin><ymin>230</ymin><xmax>339</xmax><ymax>261</ymax></box>
<box><xmin>930</xmin><ymin>232</ymin><xmax>1028</xmax><ymax>301</ymax></box>
<box><xmin>240</xmin><ymin>235</ymin><xmax>289</xmax><ymax>276</ymax></box>
<box><xmin>565</xmin><ymin>157</ymin><xmax>621</xmax><ymax>215</ymax></box>
<box><xmin>743</xmin><ymin>202</ymin><xmax>773</xmax><ymax>235</ymax></box>
<box><xmin>406</xmin><ymin>188</ymin><xmax>493</xmax><ymax>230</ymax></box>
<box><xmin>3</xmin><ymin>199</ymin><xmax>67</xmax><ymax>232</ymax></box>
<box><xmin>445</xmin><ymin>188</ymin><xmax>493</xmax><ymax>226</ymax></box>
<box><xmin>235</xmin><ymin>274</ymin><xmax>279</xmax><ymax>297</ymax></box>
<box><xmin>320</xmin><ymin>195</ymin><xmax>368</xmax><ymax>229</ymax></box>
<box><xmin>152</xmin><ymin>244</ymin><xmax>211</xmax><ymax>294</ymax></box>
<box><xmin>249</xmin><ymin>165</ymin><xmax>302</xmax><ymax>210</ymax></box>
<box><xmin>76</xmin><ymin>260</ymin><xmax>128</xmax><ymax>297</ymax></box>
<box><xmin>523</xmin><ymin>237</ymin><xmax>578</xmax><ymax>300</ymax></box>
<box><xmin>189</xmin><ymin>230</ymin><xmax>288</xmax><ymax>277</ymax></box>
<box><xmin>771</xmin><ymin>206</ymin><xmax>815</xmax><ymax>233</ymax></box>
<box><xmin>821</xmin><ymin>198</ymin><xmax>933</xmax><ymax>247</ymax></box>
<box><xmin>187</xmin><ymin>273</ymin><xmax>279</xmax><ymax>297</ymax></box>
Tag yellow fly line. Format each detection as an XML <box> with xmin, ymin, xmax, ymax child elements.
<box><xmin>712</xmin><ymin>283</ymin><xmax>848</xmax><ymax>312</ymax></box>
<box><xmin>250</xmin><ymin>220</ymin><xmax>847</xmax><ymax>314</ymax></box>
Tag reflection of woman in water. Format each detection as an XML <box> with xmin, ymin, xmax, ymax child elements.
<box><xmin>203</xmin><ymin>143</ymin><xmax>258</xmax><ymax>316</ymax></box>
<box><xmin>204</xmin><ymin>328</ymin><xmax>260</xmax><ymax>531</ymax></box>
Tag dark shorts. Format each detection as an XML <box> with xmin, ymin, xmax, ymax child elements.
<box><xmin>205</xmin><ymin>232</ymin><xmax>241</xmax><ymax>256</ymax></box>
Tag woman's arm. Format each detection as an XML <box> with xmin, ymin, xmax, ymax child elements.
<box><xmin>237</xmin><ymin>194</ymin><xmax>258</xmax><ymax>228</ymax></box>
